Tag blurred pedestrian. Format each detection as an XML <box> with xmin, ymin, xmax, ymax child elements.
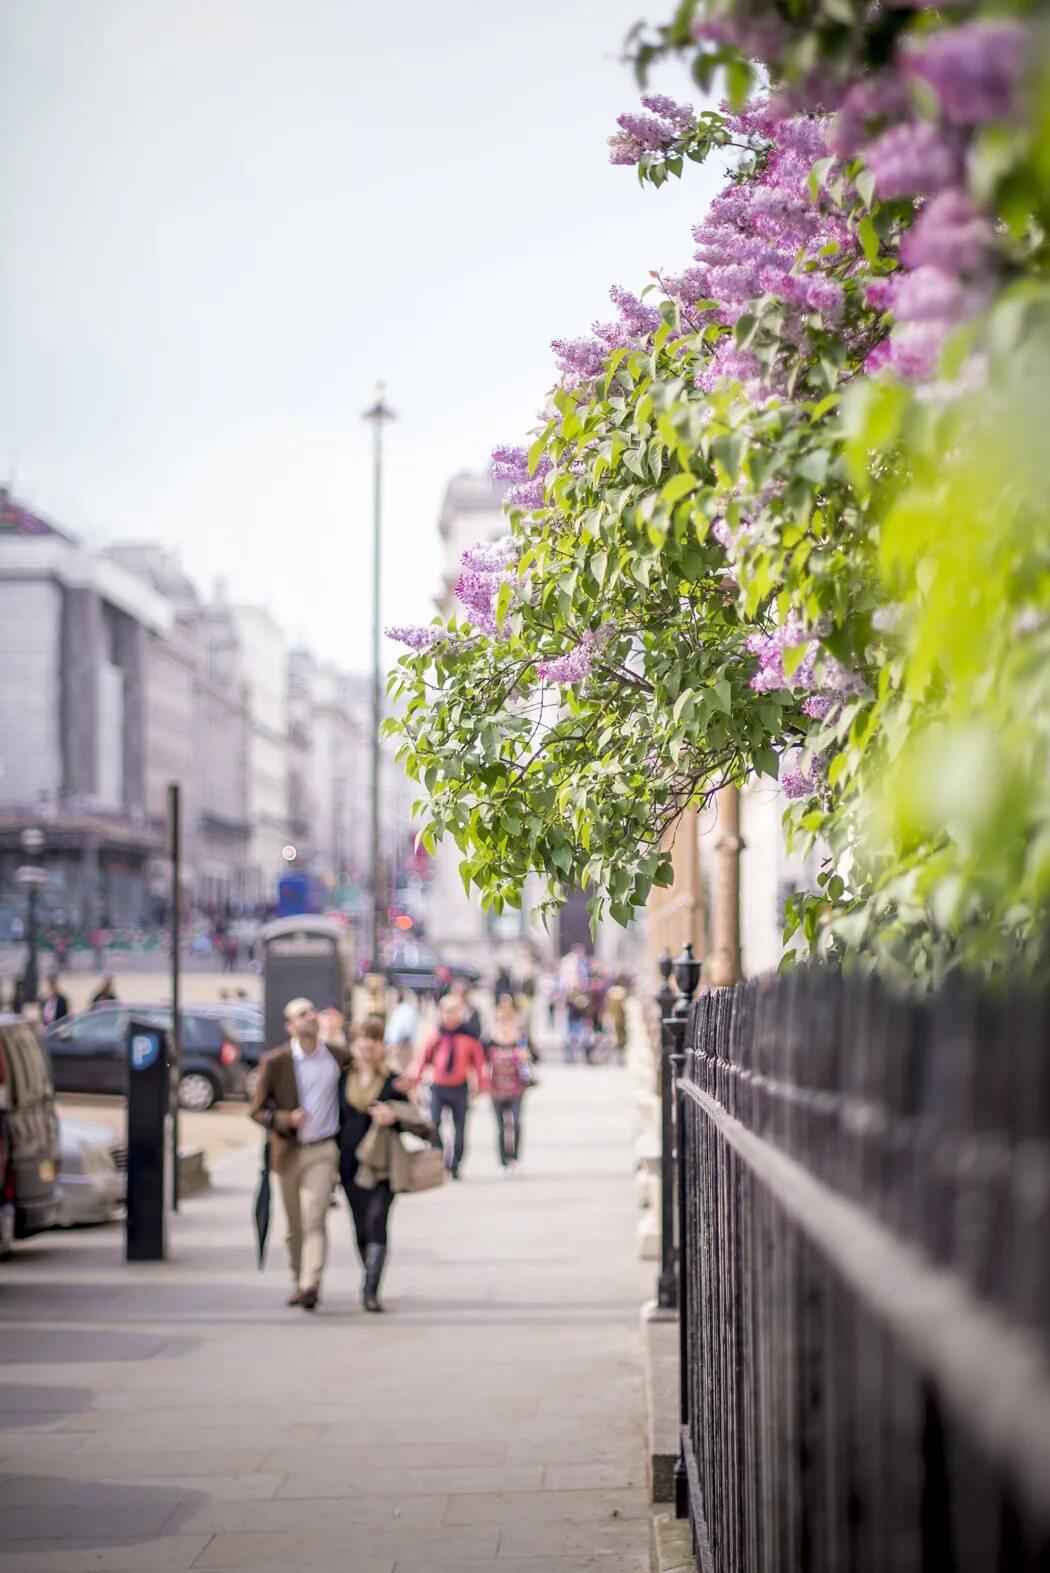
<box><xmin>564</xmin><ymin>988</ymin><xmax>591</xmax><ymax>1064</ymax></box>
<box><xmin>586</xmin><ymin>968</ymin><xmax>608</xmax><ymax>1063</ymax></box>
<box><xmin>605</xmin><ymin>976</ymin><xmax>629</xmax><ymax>1062</ymax></box>
<box><xmin>338</xmin><ymin>1017</ymin><xmax>434</xmax><ymax>1312</ymax></box>
<box><xmin>484</xmin><ymin>995</ymin><xmax>536</xmax><ymax>1175</ymax></box>
<box><xmin>384</xmin><ymin>989</ymin><xmax>419</xmax><ymax>1073</ymax></box>
<box><xmin>90</xmin><ymin>974</ymin><xmax>118</xmax><ymax>1007</ymax></box>
<box><xmin>40</xmin><ymin>974</ymin><xmax>69</xmax><ymax>1026</ymax></box>
<box><xmin>250</xmin><ymin>997</ymin><xmax>350</xmax><ymax>1311</ymax></box>
<box><xmin>450</xmin><ymin>976</ymin><xmax>482</xmax><ymax>1039</ymax></box>
<box><xmin>409</xmin><ymin>995</ymin><xmax>488</xmax><ymax>1180</ymax></box>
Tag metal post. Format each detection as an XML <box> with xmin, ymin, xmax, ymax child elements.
<box><xmin>362</xmin><ymin>384</ymin><xmax>395</xmax><ymax>972</ymax></box>
<box><xmin>168</xmin><ymin>783</ymin><xmax>181</xmax><ymax>1211</ymax></box>
<box><xmin>671</xmin><ymin>941</ymin><xmax>702</xmax><ymax>1522</ymax></box>
<box><xmin>17</xmin><ymin>826</ymin><xmax>46</xmax><ymax>1009</ymax></box>
<box><xmin>656</xmin><ymin>952</ymin><xmax>678</xmax><ymax>1310</ymax></box>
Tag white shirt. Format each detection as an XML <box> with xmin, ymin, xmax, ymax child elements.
<box><xmin>290</xmin><ymin>1039</ymin><xmax>340</xmax><ymax>1143</ymax></box>
<box><xmin>385</xmin><ymin>999</ymin><xmax>419</xmax><ymax>1048</ymax></box>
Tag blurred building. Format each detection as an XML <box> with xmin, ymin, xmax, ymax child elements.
<box><xmin>229</xmin><ymin>604</ymin><xmax>291</xmax><ymax>903</ymax></box>
<box><xmin>106</xmin><ymin>546</ymin><xmax>252</xmax><ymax>912</ymax></box>
<box><xmin>0</xmin><ymin>492</ymin><xmax>170</xmax><ymax>929</ymax></box>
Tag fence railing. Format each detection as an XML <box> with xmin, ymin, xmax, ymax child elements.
<box><xmin>673</xmin><ymin>970</ymin><xmax>1050</xmax><ymax>1573</ymax></box>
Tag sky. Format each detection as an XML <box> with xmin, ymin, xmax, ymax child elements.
<box><xmin>0</xmin><ymin>0</ymin><xmax>724</xmax><ymax>673</ymax></box>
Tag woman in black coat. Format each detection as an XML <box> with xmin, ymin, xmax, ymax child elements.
<box><xmin>338</xmin><ymin>1016</ymin><xmax>405</xmax><ymax>1312</ymax></box>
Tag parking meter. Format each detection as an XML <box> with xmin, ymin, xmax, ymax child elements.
<box><xmin>262</xmin><ymin>917</ymin><xmax>351</xmax><ymax>1051</ymax></box>
<box><xmin>125</xmin><ymin>1017</ymin><xmax>169</xmax><ymax>1261</ymax></box>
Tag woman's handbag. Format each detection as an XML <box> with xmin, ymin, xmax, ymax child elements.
<box><xmin>405</xmin><ymin>1142</ymin><xmax>446</xmax><ymax>1192</ymax></box>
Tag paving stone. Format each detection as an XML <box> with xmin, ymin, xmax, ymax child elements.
<box><xmin>0</xmin><ymin>1473</ymin><xmax>284</xmax><ymax>1505</ymax></box>
<box><xmin>441</xmin><ymin>1486</ymin><xmax>650</xmax><ymax>1526</ymax></box>
<box><xmin>273</xmin><ymin>1464</ymin><xmax>543</xmax><ymax>1498</ymax></box>
<box><xmin>164</xmin><ymin>1492</ymin><xmax>448</xmax><ymax>1534</ymax></box>
<box><xmin>0</xmin><ymin>1450</ymin><xmax>271</xmax><ymax>1479</ymax></box>
<box><xmin>261</xmin><ymin>1440</ymin><xmax>507</xmax><ymax>1473</ymax></box>
<box><xmin>392</xmin><ymin>1560</ymin><xmax>649</xmax><ymax>1573</ymax></box>
<box><xmin>0</xmin><ymin>1536</ymin><xmax>211</xmax><ymax>1572</ymax></box>
<box><xmin>191</xmin><ymin>1527</ymin><xmax>497</xmax><ymax>1568</ymax></box>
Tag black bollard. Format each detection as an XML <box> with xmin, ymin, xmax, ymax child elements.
<box><xmin>125</xmin><ymin>1017</ymin><xmax>169</xmax><ymax>1262</ymax></box>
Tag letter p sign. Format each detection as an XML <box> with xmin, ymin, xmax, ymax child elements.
<box><xmin>130</xmin><ymin>1033</ymin><xmax>160</xmax><ymax>1071</ymax></box>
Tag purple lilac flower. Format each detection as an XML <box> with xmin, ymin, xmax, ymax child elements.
<box><xmin>641</xmin><ymin>94</ymin><xmax>693</xmax><ymax>126</ymax></box>
<box><xmin>906</xmin><ymin>22</ymin><xmax>1027</xmax><ymax>126</ymax></box>
<box><xmin>802</xmin><ymin>695</ymin><xmax>835</xmax><ymax>720</ymax></box>
<box><xmin>779</xmin><ymin>746</ymin><xmax>826</xmax><ymax>801</ymax></box>
<box><xmin>864</xmin><ymin>119</ymin><xmax>960</xmax><ymax>199</ymax></box>
<box><xmin>537</xmin><ymin>629</ymin><xmax>602</xmax><ymax>685</ymax></box>
<box><xmin>491</xmin><ymin>444</ymin><xmax>551</xmax><ymax>511</ymax></box>
<box><xmin>607</xmin><ymin>97</ymin><xmax>693</xmax><ymax>166</ymax></box>
<box><xmin>551</xmin><ymin>336</ymin><xmax>607</xmax><ymax>387</ymax></box>
<box><xmin>888</xmin><ymin>321</ymin><xmax>950</xmax><ymax>381</ymax></box>
<box><xmin>454</xmin><ymin>537</ymin><xmax>519</xmax><ymax>635</ymax></box>
<box><xmin>892</xmin><ymin>265</ymin><xmax>969</xmax><ymax>324</ymax></box>
<box><xmin>900</xmin><ymin>189</ymin><xmax>993</xmax><ymax>275</ymax></box>
<box><xmin>828</xmin><ymin>74</ymin><xmax>912</xmax><ymax>159</ymax></box>
<box><xmin>387</xmin><ymin>625</ymin><xmax>441</xmax><ymax>650</ymax></box>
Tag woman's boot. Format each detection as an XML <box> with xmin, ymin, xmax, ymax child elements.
<box><xmin>363</xmin><ymin>1244</ymin><xmax>387</xmax><ymax>1312</ymax></box>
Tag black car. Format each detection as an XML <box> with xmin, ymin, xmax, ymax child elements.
<box><xmin>44</xmin><ymin>1005</ymin><xmax>248</xmax><ymax>1111</ymax></box>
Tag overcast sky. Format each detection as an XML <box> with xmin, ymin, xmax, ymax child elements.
<box><xmin>0</xmin><ymin>1</ymin><xmax>722</xmax><ymax>672</ymax></box>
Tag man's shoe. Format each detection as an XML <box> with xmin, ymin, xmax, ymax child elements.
<box><xmin>287</xmin><ymin>1289</ymin><xmax>303</xmax><ymax>1307</ymax></box>
<box><xmin>301</xmin><ymin>1288</ymin><xmax>319</xmax><ymax>1312</ymax></box>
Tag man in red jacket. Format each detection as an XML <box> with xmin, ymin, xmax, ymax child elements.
<box><xmin>410</xmin><ymin>995</ymin><xmax>488</xmax><ymax>1180</ymax></box>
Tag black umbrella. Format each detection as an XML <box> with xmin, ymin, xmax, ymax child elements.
<box><xmin>253</xmin><ymin>1136</ymin><xmax>271</xmax><ymax>1269</ymax></box>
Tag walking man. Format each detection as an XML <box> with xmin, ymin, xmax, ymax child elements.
<box><xmin>40</xmin><ymin>974</ymin><xmax>69</xmax><ymax>1026</ymax></box>
<box><xmin>409</xmin><ymin>995</ymin><xmax>487</xmax><ymax>1180</ymax></box>
<box><xmin>250</xmin><ymin>997</ymin><xmax>350</xmax><ymax>1310</ymax></box>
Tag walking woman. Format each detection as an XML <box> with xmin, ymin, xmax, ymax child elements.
<box><xmin>484</xmin><ymin>995</ymin><xmax>537</xmax><ymax>1175</ymax></box>
<box><xmin>338</xmin><ymin>1017</ymin><xmax>432</xmax><ymax>1312</ymax></box>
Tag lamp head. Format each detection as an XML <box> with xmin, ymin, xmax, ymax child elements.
<box><xmin>363</xmin><ymin>381</ymin><xmax>396</xmax><ymax>425</ymax></box>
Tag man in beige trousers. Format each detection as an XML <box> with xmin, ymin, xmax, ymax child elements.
<box><xmin>250</xmin><ymin>998</ymin><xmax>350</xmax><ymax>1311</ymax></box>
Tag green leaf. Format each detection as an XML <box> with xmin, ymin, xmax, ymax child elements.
<box><xmin>858</xmin><ymin>216</ymin><xmax>879</xmax><ymax>266</ymax></box>
<box><xmin>660</xmin><ymin>471</ymin><xmax>698</xmax><ymax>505</ymax></box>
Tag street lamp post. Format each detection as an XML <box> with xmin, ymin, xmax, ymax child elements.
<box><xmin>17</xmin><ymin>827</ymin><xmax>47</xmax><ymax>1009</ymax></box>
<box><xmin>362</xmin><ymin>382</ymin><xmax>396</xmax><ymax>970</ymax></box>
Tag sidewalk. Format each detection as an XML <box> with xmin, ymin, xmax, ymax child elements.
<box><xmin>0</xmin><ymin>1065</ymin><xmax>651</xmax><ymax>1572</ymax></box>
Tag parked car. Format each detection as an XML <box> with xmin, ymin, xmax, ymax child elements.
<box><xmin>0</xmin><ymin>1017</ymin><xmax>61</xmax><ymax>1252</ymax></box>
<box><xmin>194</xmin><ymin>1004</ymin><xmax>263</xmax><ymax>1095</ymax></box>
<box><xmin>44</xmin><ymin>1005</ymin><xmax>248</xmax><ymax>1111</ymax></box>
<box><xmin>56</xmin><ymin>1114</ymin><xmax>126</xmax><ymax>1226</ymax></box>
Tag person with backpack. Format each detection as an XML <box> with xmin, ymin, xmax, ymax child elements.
<box><xmin>484</xmin><ymin>995</ymin><xmax>537</xmax><ymax>1176</ymax></box>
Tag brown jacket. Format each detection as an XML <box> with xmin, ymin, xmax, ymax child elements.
<box><xmin>353</xmin><ymin>1101</ymin><xmax>437</xmax><ymax>1193</ymax></box>
<box><xmin>249</xmin><ymin>1041</ymin><xmax>351</xmax><ymax>1175</ymax></box>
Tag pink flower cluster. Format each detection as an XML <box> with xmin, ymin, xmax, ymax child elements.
<box><xmin>779</xmin><ymin>745</ymin><xmax>826</xmax><ymax>801</ymax></box>
<box><xmin>454</xmin><ymin>538</ymin><xmax>519</xmax><ymax>636</ymax></box>
<box><xmin>746</xmin><ymin>616</ymin><xmax>863</xmax><ymax>705</ymax></box>
<box><xmin>608</xmin><ymin>94</ymin><xmax>694</xmax><ymax>166</ymax></box>
<box><xmin>537</xmin><ymin>626</ymin><xmax>611</xmax><ymax>685</ymax></box>
<box><xmin>830</xmin><ymin>19</ymin><xmax>1027</xmax><ymax>382</ymax></box>
<box><xmin>491</xmin><ymin>445</ymin><xmax>551</xmax><ymax>512</ymax></box>
<box><xmin>386</xmin><ymin>624</ymin><xmax>441</xmax><ymax>651</ymax></box>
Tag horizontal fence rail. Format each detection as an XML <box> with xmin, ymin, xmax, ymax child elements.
<box><xmin>675</xmin><ymin>971</ymin><xmax>1050</xmax><ymax>1573</ymax></box>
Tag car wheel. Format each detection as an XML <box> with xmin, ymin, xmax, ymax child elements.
<box><xmin>178</xmin><ymin>1072</ymin><xmax>218</xmax><ymax>1112</ymax></box>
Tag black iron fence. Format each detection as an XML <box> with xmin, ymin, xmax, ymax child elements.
<box><xmin>672</xmin><ymin>969</ymin><xmax>1050</xmax><ymax>1573</ymax></box>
